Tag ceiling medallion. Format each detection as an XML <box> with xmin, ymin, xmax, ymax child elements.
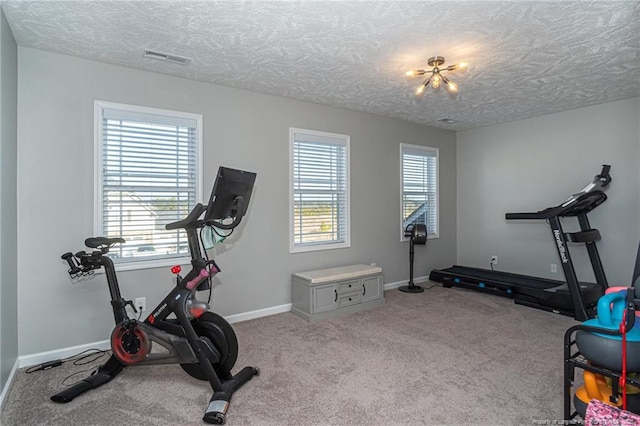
<box><xmin>406</xmin><ymin>56</ymin><xmax>467</xmax><ymax>96</ymax></box>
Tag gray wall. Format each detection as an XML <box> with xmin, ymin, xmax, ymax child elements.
<box><xmin>0</xmin><ymin>9</ymin><xmax>18</xmax><ymax>393</ymax></box>
<box><xmin>17</xmin><ymin>47</ymin><xmax>457</xmax><ymax>356</ymax></box>
<box><xmin>456</xmin><ymin>98</ymin><xmax>640</xmax><ymax>287</ymax></box>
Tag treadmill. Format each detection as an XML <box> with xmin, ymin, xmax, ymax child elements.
<box><xmin>429</xmin><ymin>165</ymin><xmax>612</xmax><ymax>321</ymax></box>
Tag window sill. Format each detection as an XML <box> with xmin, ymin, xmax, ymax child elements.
<box><xmin>290</xmin><ymin>241</ymin><xmax>351</xmax><ymax>254</ymax></box>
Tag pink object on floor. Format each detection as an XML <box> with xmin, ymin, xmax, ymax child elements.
<box><xmin>585</xmin><ymin>399</ymin><xmax>640</xmax><ymax>425</ymax></box>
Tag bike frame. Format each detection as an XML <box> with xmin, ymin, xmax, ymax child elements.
<box><xmin>53</xmin><ymin>200</ymin><xmax>259</xmax><ymax>425</ymax></box>
<box><xmin>103</xmin><ymin>210</ymin><xmax>231</xmax><ymax>385</ymax></box>
<box><xmin>101</xmin><ymin>255</ymin><xmax>215</xmax><ymax>367</ymax></box>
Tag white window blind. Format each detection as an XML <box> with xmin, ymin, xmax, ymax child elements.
<box><xmin>401</xmin><ymin>144</ymin><xmax>438</xmax><ymax>239</ymax></box>
<box><xmin>290</xmin><ymin>128</ymin><xmax>350</xmax><ymax>253</ymax></box>
<box><xmin>95</xmin><ymin>101</ymin><xmax>202</xmax><ymax>266</ymax></box>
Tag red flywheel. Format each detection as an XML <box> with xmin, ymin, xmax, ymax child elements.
<box><xmin>110</xmin><ymin>324</ymin><xmax>150</xmax><ymax>365</ymax></box>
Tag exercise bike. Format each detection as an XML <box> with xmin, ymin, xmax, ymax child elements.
<box><xmin>52</xmin><ymin>166</ymin><xmax>258</xmax><ymax>425</ymax></box>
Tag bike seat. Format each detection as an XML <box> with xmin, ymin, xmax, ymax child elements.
<box><xmin>85</xmin><ymin>237</ymin><xmax>126</xmax><ymax>249</ymax></box>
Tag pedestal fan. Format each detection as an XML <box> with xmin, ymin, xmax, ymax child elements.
<box><xmin>399</xmin><ymin>224</ymin><xmax>427</xmax><ymax>293</ymax></box>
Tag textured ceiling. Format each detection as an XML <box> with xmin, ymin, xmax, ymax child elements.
<box><xmin>2</xmin><ymin>0</ymin><xmax>639</xmax><ymax>130</ymax></box>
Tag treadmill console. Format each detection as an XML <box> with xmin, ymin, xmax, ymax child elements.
<box><xmin>562</xmin><ymin>165</ymin><xmax>611</xmax><ymax>208</ymax></box>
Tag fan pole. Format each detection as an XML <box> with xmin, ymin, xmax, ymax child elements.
<box><xmin>399</xmin><ymin>234</ymin><xmax>424</xmax><ymax>293</ymax></box>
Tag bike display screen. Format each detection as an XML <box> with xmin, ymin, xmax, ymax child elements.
<box><xmin>204</xmin><ymin>166</ymin><xmax>257</xmax><ymax>222</ymax></box>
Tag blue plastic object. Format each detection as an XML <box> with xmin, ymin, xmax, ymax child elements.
<box><xmin>576</xmin><ymin>288</ymin><xmax>640</xmax><ymax>371</ymax></box>
<box><xmin>583</xmin><ymin>290</ymin><xmax>640</xmax><ymax>342</ymax></box>
<box><xmin>479</xmin><ymin>282</ymin><xmax>485</xmax><ymax>288</ymax></box>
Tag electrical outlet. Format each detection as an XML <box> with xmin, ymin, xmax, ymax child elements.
<box><xmin>135</xmin><ymin>297</ymin><xmax>146</xmax><ymax>312</ymax></box>
<box><xmin>490</xmin><ymin>256</ymin><xmax>498</xmax><ymax>265</ymax></box>
<box><xmin>551</xmin><ymin>263</ymin><xmax>558</xmax><ymax>273</ymax></box>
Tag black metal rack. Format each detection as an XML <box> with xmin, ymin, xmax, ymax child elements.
<box><xmin>563</xmin><ymin>289</ymin><xmax>640</xmax><ymax>421</ymax></box>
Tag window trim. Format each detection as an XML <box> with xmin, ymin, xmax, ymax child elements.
<box><xmin>400</xmin><ymin>143</ymin><xmax>439</xmax><ymax>242</ymax></box>
<box><xmin>93</xmin><ymin>100</ymin><xmax>203</xmax><ymax>271</ymax></box>
<box><xmin>289</xmin><ymin>127</ymin><xmax>351</xmax><ymax>254</ymax></box>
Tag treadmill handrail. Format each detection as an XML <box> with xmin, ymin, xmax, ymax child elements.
<box><xmin>506</xmin><ymin>191</ymin><xmax>607</xmax><ymax>220</ymax></box>
<box><xmin>505</xmin><ymin>165</ymin><xmax>610</xmax><ymax>221</ymax></box>
<box><xmin>506</xmin><ymin>206</ymin><xmax>563</xmax><ymax>220</ymax></box>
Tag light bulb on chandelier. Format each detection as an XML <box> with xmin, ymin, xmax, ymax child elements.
<box><xmin>406</xmin><ymin>56</ymin><xmax>467</xmax><ymax>96</ymax></box>
<box><xmin>432</xmin><ymin>74</ymin><xmax>441</xmax><ymax>89</ymax></box>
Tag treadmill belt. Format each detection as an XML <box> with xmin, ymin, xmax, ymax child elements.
<box><xmin>442</xmin><ymin>265</ymin><xmax>561</xmax><ymax>290</ymax></box>
<box><xmin>429</xmin><ymin>265</ymin><xmax>603</xmax><ymax>316</ymax></box>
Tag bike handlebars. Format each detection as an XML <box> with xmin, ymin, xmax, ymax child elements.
<box><xmin>62</xmin><ymin>237</ymin><xmax>126</xmax><ymax>278</ymax></box>
<box><xmin>165</xmin><ymin>203</ymin><xmax>208</xmax><ymax>230</ymax></box>
<box><xmin>209</xmin><ymin>208</ymin><xmax>245</xmax><ymax>230</ymax></box>
<box><xmin>63</xmin><ymin>197</ymin><xmax>246</xmax><ymax>278</ymax></box>
<box><xmin>165</xmin><ymin>198</ymin><xmax>246</xmax><ymax>231</ymax></box>
<box><xmin>62</xmin><ymin>250</ymin><xmax>102</xmax><ymax>278</ymax></box>
<box><xmin>61</xmin><ymin>252</ymin><xmax>82</xmax><ymax>276</ymax></box>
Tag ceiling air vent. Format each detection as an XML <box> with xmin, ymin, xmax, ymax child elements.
<box><xmin>143</xmin><ymin>49</ymin><xmax>191</xmax><ymax>65</ymax></box>
<box><xmin>438</xmin><ymin>118</ymin><xmax>457</xmax><ymax>124</ymax></box>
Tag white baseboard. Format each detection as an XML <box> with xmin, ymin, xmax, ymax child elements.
<box><xmin>12</xmin><ymin>282</ymin><xmax>424</xmax><ymax>378</ymax></box>
<box><xmin>384</xmin><ymin>275</ymin><xmax>429</xmax><ymax>290</ymax></box>
<box><xmin>16</xmin><ymin>304</ymin><xmax>293</xmax><ymax>370</ymax></box>
<box><xmin>4</xmin><ymin>282</ymin><xmax>440</xmax><ymax>406</ymax></box>
<box><xmin>0</xmin><ymin>358</ymin><xmax>19</xmax><ymax>410</ymax></box>
<box><xmin>224</xmin><ymin>303</ymin><xmax>292</xmax><ymax>324</ymax></box>
<box><xmin>19</xmin><ymin>339</ymin><xmax>111</xmax><ymax>369</ymax></box>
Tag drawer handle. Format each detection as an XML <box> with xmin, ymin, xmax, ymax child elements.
<box><xmin>348</xmin><ymin>297</ymin><xmax>352</xmax><ymax>301</ymax></box>
<box><xmin>363</xmin><ymin>285</ymin><xmax>366</xmax><ymax>296</ymax></box>
<box><xmin>334</xmin><ymin>289</ymin><xmax>337</xmax><ymax>302</ymax></box>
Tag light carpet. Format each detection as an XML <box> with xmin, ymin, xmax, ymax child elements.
<box><xmin>1</xmin><ymin>284</ymin><xmax>579</xmax><ymax>425</ymax></box>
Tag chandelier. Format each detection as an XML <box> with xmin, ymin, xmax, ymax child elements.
<box><xmin>406</xmin><ymin>56</ymin><xmax>467</xmax><ymax>96</ymax></box>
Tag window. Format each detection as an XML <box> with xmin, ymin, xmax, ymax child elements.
<box><xmin>94</xmin><ymin>101</ymin><xmax>202</xmax><ymax>269</ymax></box>
<box><xmin>290</xmin><ymin>128</ymin><xmax>350</xmax><ymax>253</ymax></box>
<box><xmin>400</xmin><ymin>144</ymin><xmax>438</xmax><ymax>241</ymax></box>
